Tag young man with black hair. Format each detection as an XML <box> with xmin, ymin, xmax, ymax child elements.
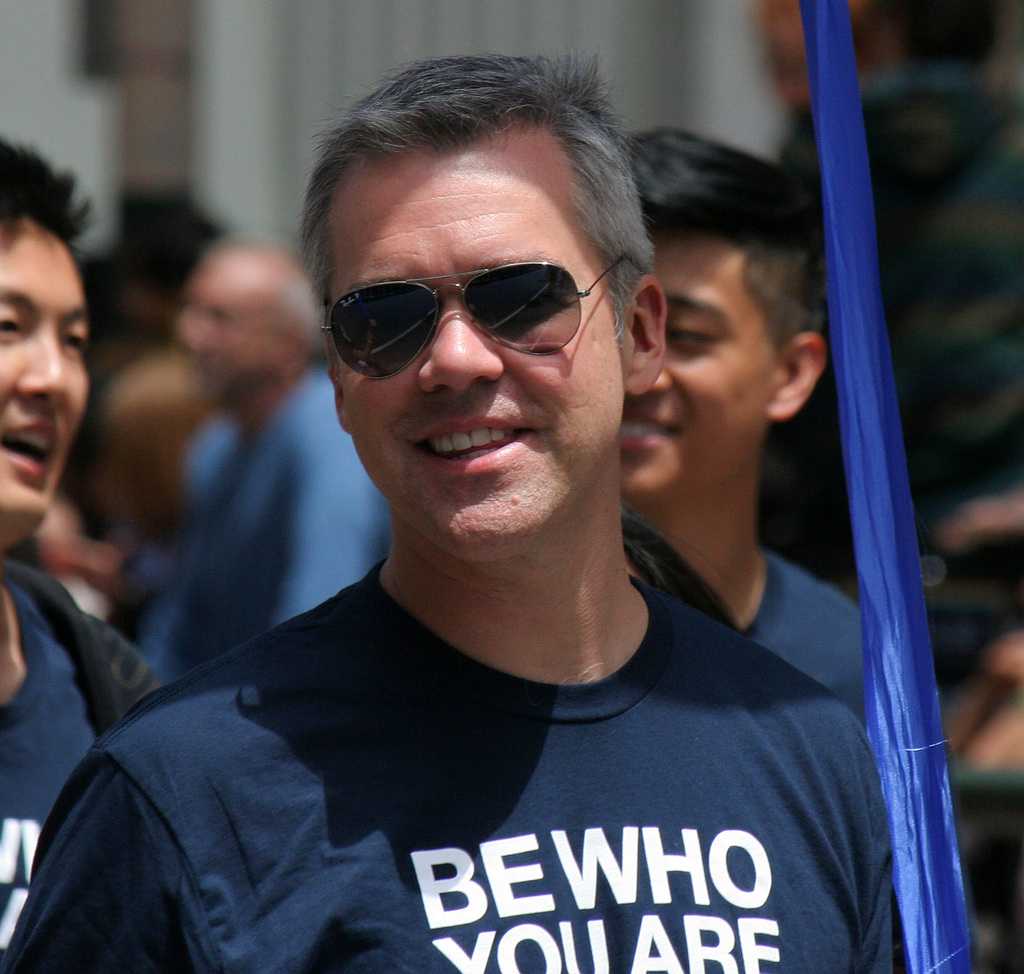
<box><xmin>622</xmin><ymin>128</ymin><xmax>864</xmax><ymax>718</ymax></box>
<box><xmin>0</xmin><ymin>138</ymin><xmax>158</xmax><ymax>954</ymax></box>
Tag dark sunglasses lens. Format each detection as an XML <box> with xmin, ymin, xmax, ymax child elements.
<box><xmin>330</xmin><ymin>283</ymin><xmax>437</xmax><ymax>377</ymax></box>
<box><xmin>465</xmin><ymin>264</ymin><xmax>581</xmax><ymax>352</ymax></box>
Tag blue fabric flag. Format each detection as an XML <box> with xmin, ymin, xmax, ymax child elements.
<box><xmin>796</xmin><ymin>1</ymin><xmax>972</xmax><ymax>970</ymax></box>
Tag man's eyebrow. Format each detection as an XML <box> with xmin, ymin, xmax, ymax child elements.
<box><xmin>0</xmin><ymin>288</ymin><xmax>35</xmax><ymax>313</ymax></box>
<box><xmin>665</xmin><ymin>292</ymin><xmax>720</xmax><ymax>318</ymax></box>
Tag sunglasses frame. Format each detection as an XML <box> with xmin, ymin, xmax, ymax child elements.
<box><xmin>323</xmin><ymin>257</ymin><xmax>624</xmax><ymax>378</ymax></box>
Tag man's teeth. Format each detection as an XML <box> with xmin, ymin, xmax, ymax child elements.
<box><xmin>3</xmin><ymin>431</ymin><xmax>51</xmax><ymax>459</ymax></box>
<box><xmin>620</xmin><ymin>422</ymin><xmax>664</xmax><ymax>438</ymax></box>
<box><xmin>430</xmin><ymin>427</ymin><xmax>512</xmax><ymax>455</ymax></box>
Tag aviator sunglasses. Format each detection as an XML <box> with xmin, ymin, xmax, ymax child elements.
<box><xmin>323</xmin><ymin>258</ymin><xmax>623</xmax><ymax>378</ymax></box>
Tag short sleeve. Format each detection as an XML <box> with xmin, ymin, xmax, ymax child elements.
<box><xmin>1</xmin><ymin>749</ymin><xmax>217</xmax><ymax>973</ymax></box>
<box><xmin>856</xmin><ymin>747</ymin><xmax>896</xmax><ymax>974</ymax></box>
<box><xmin>858</xmin><ymin>855</ymin><xmax>895</xmax><ymax>973</ymax></box>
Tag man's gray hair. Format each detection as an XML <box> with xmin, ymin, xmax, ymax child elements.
<box><xmin>299</xmin><ymin>54</ymin><xmax>652</xmax><ymax>334</ymax></box>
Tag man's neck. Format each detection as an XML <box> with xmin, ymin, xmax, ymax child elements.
<box><xmin>381</xmin><ymin>519</ymin><xmax>649</xmax><ymax>685</ymax></box>
<box><xmin>0</xmin><ymin>581</ymin><xmax>25</xmax><ymax>706</ymax></box>
<box><xmin>232</xmin><ymin>372</ymin><xmax>303</xmax><ymax>440</ymax></box>
<box><xmin>636</xmin><ymin>479</ymin><xmax>766</xmax><ymax>631</ymax></box>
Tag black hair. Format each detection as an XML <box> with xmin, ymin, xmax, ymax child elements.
<box><xmin>622</xmin><ymin>506</ymin><xmax>736</xmax><ymax>629</ymax></box>
<box><xmin>631</xmin><ymin>128</ymin><xmax>826</xmax><ymax>340</ymax></box>
<box><xmin>0</xmin><ymin>137</ymin><xmax>89</xmax><ymax>246</ymax></box>
<box><xmin>117</xmin><ymin>199</ymin><xmax>221</xmax><ymax>292</ymax></box>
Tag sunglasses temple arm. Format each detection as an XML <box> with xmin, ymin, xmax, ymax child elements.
<box><xmin>577</xmin><ymin>254</ymin><xmax>626</xmax><ymax>298</ymax></box>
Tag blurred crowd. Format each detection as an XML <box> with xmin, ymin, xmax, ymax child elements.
<box><xmin>32</xmin><ymin>0</ymin><xmax>1024</xmax><ymax>728</ymax></box>
<box><xmin>757</xmin><ymin>0</ymin><xmax>1024</xmax><ymax>762</ymax></box>
<box><xmin>20</xmin><ymin>203</ymin><xmax>390</xmax><ymax>671</ymax></box>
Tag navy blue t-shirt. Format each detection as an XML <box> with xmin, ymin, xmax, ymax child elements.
<box><xmin>747</xmin><ymin>549</ymin><xmax>865</xmax><ymax>721</ymax></box>
<box><xmin>0</xmin><ymin>583</ymin><xmax>94</xmax><ymax>953</ymax></box>
<box><xmin>3</xmin><ymin>571</ymin><xmax>891</xmax><ymax>972</ymax></box>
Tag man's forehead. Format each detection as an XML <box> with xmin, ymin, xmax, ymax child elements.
<box><xmin>0</xmin><ymin>216</ymin><xmax>37</xmax><ymax>245</ymax></box>
<box><xmin>0</xmin><ymin>219</ymin><xmax>85</xmax><ymax>304</ymax></box>
<box><xmin>654</xmin><ymin>230</ymin><xmax>751</xmax><ymax>281</ymax></box>
<box><xmin>329</xmin><ymin>127</ymin><xmax>575</xmax><ymax>215</ymax></box>
<box><xmin>192</xmin><ymin>249</ymin><xmax>286</xmax><ymax>303</ymax></box>
<box><xmin>0</xmin><ymin>217</ymin><xmax>71</xmax><ymax>257</ymax></box>
<box><xmin>325</xmin><ymin>129</ymin><xmax>590</xmax><ymax>285</ymax></box>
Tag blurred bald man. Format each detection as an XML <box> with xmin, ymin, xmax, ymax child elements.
<box><xmin>139</xmin><ymin>242</ymin><xmax>389</xmax><ymax>679</ymax></box>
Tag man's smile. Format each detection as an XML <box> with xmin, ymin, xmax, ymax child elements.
<box><xmin>425</xmin><ymin>426</ymin><xmax>519</xmax><ymax>459</ymax></box>
<box><xmin>1</xmin><ymin>419</ymin><xmax>60</xmax><ymax>485</ymax></box>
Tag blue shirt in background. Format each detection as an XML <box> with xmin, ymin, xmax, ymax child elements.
<box><xmin>140</xmin><ymin>368</ymin><xmax>390</xmax><ymax>680</ymax></box>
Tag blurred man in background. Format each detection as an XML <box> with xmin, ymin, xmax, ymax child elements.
<box><xmin>138</xmin><ymin>241</ymin><xmax>389</xmax><ymax>679</ymax></box>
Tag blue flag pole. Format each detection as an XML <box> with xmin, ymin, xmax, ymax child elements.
<box><xmin>796</xmin><ymin>0</ymin><xmax>972</xmax><ymax>970</ymax></box>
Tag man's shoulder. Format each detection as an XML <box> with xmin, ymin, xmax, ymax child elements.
<box><xmin>279</xmin><ymin>370</ymin><xmax>346</xmax><ymax>441</ymax></box>
<box><xmin>272</xmin><ymin>369</ymin><xmax>369</xmax><ymax>472</ymax></box>
<box><xmin>759</xmin><ymin>550</ymin><xmax>857</xmax><ymax>632</ymax></box>
<box><xmin>746</xmin><ymin>552</ymin><xmax>864</xmax><ymax>719</ymax></box>
<box><xmin>5</xmin><ymin>560</ymin><xmax>160</xmax><ymax>732</ymax></box>
<box><xmin>186</xmin><ymin>414</ymin><xmax>240</xmax><ymax>487</ymax></box>
<box><xmin>97</xmin><ymin>575</ymin><xmax>387</xmax><ymax>758</ymax></box>
<box><xmin>647</xmin><ymin>582</ymin><xmax>856</xmax><ymax>712</ymax></box>
<box><xmin>762</xmin><ymin>550</ymin><xmax>858</xmax><ymax>611</ymax></box>
<box><xmin>755</xmin><ymin>550</ymin><xmax>861</xmax><ymax>645</ymax></box>
<box><xmin>643</xmin><ymin>584</ymin><xmax>878</xmax><ymax>811</ymax></box>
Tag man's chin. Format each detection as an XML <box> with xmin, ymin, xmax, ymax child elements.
<box><xmin>620</xmin><ymin>460</ymin><xmax>667</xmax><ymax>496</ymax></box>
<box><xmin>0</xmin><ymin>502</ymin><xmax>48</xmax><ymax>556</ymax></box>
<box><xmin>621</xmin><ymin>466</ymin><xmax>684</xmax><ymax>512</ymax></box>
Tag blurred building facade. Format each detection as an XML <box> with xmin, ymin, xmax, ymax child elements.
<box><xmin>0</xmin><ymin>0</ymin><xmax>785</xmax><ymax>251</ymax></box>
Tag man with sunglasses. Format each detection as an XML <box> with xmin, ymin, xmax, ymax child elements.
<box><xmin>3</xmin><ymin>55</ymin><xmax>891</xmax><ymax>973</ymax></box>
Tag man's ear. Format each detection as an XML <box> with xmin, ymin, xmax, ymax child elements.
<box><xmin>325</xmin><ymin>338</ymin><xmax>351</xmax><ymax>433</ymax></box>
<box><xmin>766</xmin><ymin>330</ymin><xmax>827</xmax><ymax>422</ymax></box>
<box><xmin>622</xmin><ymin>274</ymin><xmax>667</xmax><ymax>395</ymax></box>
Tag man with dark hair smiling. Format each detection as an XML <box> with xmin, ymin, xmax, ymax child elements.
<box><xmin>622</xmin><ymin>128</ymin><xmax>864</xmax><ymax>719</ymax></box>
<box><xmin>0</xmin><ymin>137</ymin><xmax>157</xmax><ymax>956</ymax></box>
<box><xmin>4</xmin><ymin>58</ymin><xmax>890</xmax><ymax>973</ymax></box>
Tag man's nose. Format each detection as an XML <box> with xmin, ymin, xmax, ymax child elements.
<box><xmin>176</xmin><ymin>305</ymin><xmax>219</xmax><ymax>354</ymax></box>
<box><xmin>416</xmin><ymin>290</ymin><xmax>505</xmax><ymax>391</ymax></box>
<box><xmin>18</xmin><ymin>330</ymin><xmax>70</xmax><ymax>395</ymax></box>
